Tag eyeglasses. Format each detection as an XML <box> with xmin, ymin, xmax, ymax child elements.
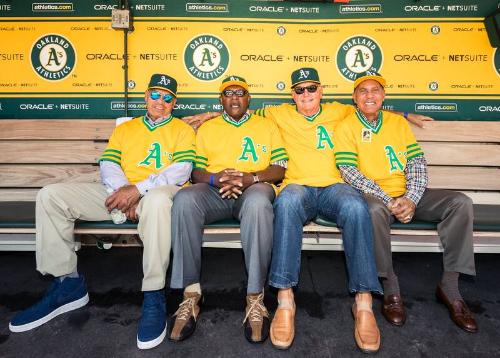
<box><xmin>149</xmin><ymin>91</ymin><xmax>174</xmax><ymax>103</ymax></box>
<box><xmin>222</xmin><ymin>89</ymin><xmax>247</xmax><ymax>97</ymax></box>
<box><xmin>293</xmin><ymin>85</ymin><xmax>319</xmax><ymax>95</ymax></box>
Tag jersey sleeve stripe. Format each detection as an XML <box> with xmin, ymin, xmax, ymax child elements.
<box><xmin>254</xmin><ymin>108</ymin><xmax>265</xmax><ymax>117</ymax></box>
<box><xmin>271</xmin><ymin>153</ymin><xmax>288</xmax><ymax>161</ymax></box>
<box><xmin>407</xmin><ymin>143</ymin><xmax>420</xmax><ymax>149</ymax></box>
<box><xmin>173</xmin><ymin>154</ymin><xmax>195</xmax><ymax>162</ymax></box>
<box><xmin>194</xmin><ymin>161</ymin><xmax>207</xmax><ymax>169</ymax></box>
<box><xmin>103</xmin><ymin>148</ymin><xmax>121</xmax><ymax>154</ymax></box>
<box><xmin>99</xmin><ymin>153</ymin><xmax>121</xmax><ymax>161</ymax></box>
<box><xmin>174</xmin><ymin>149</ymin><xmax>196</xmax><ymax>156</ymax></box>
<box><xmin>407</xmin><ymin>152</ymin><xmax>424</xmax><ymax>160</ymax></box>
<box><xmin>334</xmin><ymin>151</ymin><xmax>358</xmax><ymax>158</ymax></box>
<box><xmin>195</xmin><ymin>156</ymin><xmax>208</xmax><ymax>165</ymax></box>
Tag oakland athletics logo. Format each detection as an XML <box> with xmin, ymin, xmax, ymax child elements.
<box><xmin>494</xmin><ymin>48</ymin><xmax>500</xmax><ymax>77</ymax></box>
<box><xmin>31</xmin><ymin>34</ymin><xmax>76</xmax><ymax>81</ymax></box>
<box><xmin>336</xmin><ymin>35</ymin><xmax>383</xmax><ymax>82</ymax></box>
<box><xmin>184</xmin><ymin>34</ymin><xmax>230</xmax><ymax>81</ymax></box>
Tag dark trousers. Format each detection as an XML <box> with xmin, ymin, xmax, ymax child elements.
<box><xmin>364</xmin><ymin>189</ymin><xmax>476</xmax><ymax>279</ymax></box>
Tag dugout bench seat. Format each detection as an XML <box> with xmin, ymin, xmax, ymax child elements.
<box><xmin>1</xmin><ymin>119</ymin><xmax>500</xmax><ymax>252</ymax></box>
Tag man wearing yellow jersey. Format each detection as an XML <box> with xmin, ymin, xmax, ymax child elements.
<box><xmin>335</xmin><ymin>71</ymin><xmax>477</xmax><ymax>333</ymax></box>
<box><xmin>9</xmin><ymin>74</ymin><xmax>196</xmax><ymax>350</ymax></box>
<box><xmin>169</xmin><ymin>76</ymin><xmax>288</xmax><ymax>344</ymax></box>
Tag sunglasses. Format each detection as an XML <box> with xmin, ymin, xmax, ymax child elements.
<box><xmin>293</xmin><ymin>85</ymin><xmax>319</xmax><ymax>95</ymax></box>
<box><xmin>222</xmin><ymin>89</ymin><xmax>247</xmax><ymax>97</ymax></box>
<box><xmin>149</xmin><ymin>91</ymin><xmax>174</xmax><ymax>103</ymax></box>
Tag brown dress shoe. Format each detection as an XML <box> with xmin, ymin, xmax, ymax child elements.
<box><xmin>382</xmin><ymin>294</ymin><xmax>406</xmax><ymax>326</ymax></box>
<box><xmin>270</xmin><ymin>304</ymin><xmax>295</xmax><ymax>350</ymax></box>
<box><xmin>352</xmin><ymin>293</ymin><xmax>380</xmax><ymax>354</ymax></box>
<box><xmin>436</xmin><ymin>285</ymin><xmax>478</xmax><ymax>333</ymax></box>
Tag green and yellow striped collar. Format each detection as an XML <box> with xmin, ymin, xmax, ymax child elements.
<box><xmin>222</xmin><ymin>111</ymin><xmax>251</xmax><ymax>127</ymax></box>
<box><xmin>143</xmin><ymin>113</ymin><xmax>173</xmax><ymax>131</ymax></box>
<box><xmin>355</xmin><ymin>109</ymin><xmax>383</xmax><ymax>134</ymax></box>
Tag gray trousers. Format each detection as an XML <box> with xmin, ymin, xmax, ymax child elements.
<box><xmin>170</xmin><ymin>183</ymin><xmax>275</xmax><ymax>294</ymax></box>
<box><xmin>36</xmin><ymin>182</ymin><xmax>180</xmax><ymax>291</ymax></box>
<box><xmin>364</xmin><ymin>188</ymin><xmax>476</xmax><ymax>278</ymax></box>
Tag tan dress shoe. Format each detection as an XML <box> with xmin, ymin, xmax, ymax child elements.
<box><xmin>270</xmin><ymin>304</ymin><xmax>295</xmax><ymax>350</ymax></box>
<box><xmin>352</xmin><ymin>293</ymin><xmax>380</xmax><ymax>354</ymax></box>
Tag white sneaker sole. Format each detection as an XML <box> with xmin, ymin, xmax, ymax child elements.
<box><xmin>9</xmin><ymin>293</ymin><xmax>90</xmax><ymax>333</ymax></box>
<box><xmin>137</xmin><ymin>324</ymin><xmax>167</xmax><ymax>350</ymax></box>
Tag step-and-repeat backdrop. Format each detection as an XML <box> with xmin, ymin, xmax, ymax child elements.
<box><xmin>0</xmin><ymin>0</ymin><xmax>499</xmax><ymax>119</ymax></box>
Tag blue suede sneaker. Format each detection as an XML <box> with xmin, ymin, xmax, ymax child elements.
<box><xmin>9</xmin><ymin>276</ymin><xmax>89</xmax><ymax>333</ymax></box>
<box><xmin>137</xmin><ymin>289</ymin><xmax>167</xmax><ymax>350</ymax></box>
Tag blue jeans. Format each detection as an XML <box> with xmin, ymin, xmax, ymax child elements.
<box><xmin>268</xmin><ymin>183</ymin><xmax>383</xmax><ymax>294</ymax></box>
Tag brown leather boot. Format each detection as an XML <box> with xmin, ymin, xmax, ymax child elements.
<box><xmin>243</xmin><ymin>292</ymin><xmax>270</xmax><ymax>343</ymax></box>
<box><xmin>352</xmin><ymin>292</ymin><xmax>380</xmax><ymax>354</ymax></box>
<box><xmin>168</xmin><ymin>291</ymin><xmax>202</xmax><ymax>342</ymax></box>
<box><xmin>270</xmin><ymin>289</ymin><xmax>295</xmax><ymax>350</ymax></box>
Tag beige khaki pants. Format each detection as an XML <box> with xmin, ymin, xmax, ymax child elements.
<box><xmin>36</xmin><ymin>182</ymin><xmax>180</xmax><ymax>291</ymax></box>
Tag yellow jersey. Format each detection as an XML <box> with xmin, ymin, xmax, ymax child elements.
<box><xmin>99</xmin><ymin>115</ymin><xmax>196</xmax><ymax>184</ymax></box>
<box><xmin>334</xmin><ymin>110</ymin><xmax>424</xmax><ymax>197</ymax></box>
<box><xmin>195</xmin><ymin>113</ymin><xmax>288</xmax><ymax>173</ymax></box>
<box><xmin>255</xmin><ymin>102</ymin><xmax>355</xmax><ymax>188</ymax></box>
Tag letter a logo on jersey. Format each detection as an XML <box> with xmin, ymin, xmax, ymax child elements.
<box><xmin>384</xmin><ymin>145</ymin><xmax>404</xmax><ymax>173</ymax></box>
<box><xmin>139</xmin><ymin>142</ymin><xmax>163</xmax><ymax>169</ymax></box>
<box><xmin>316</xmin><ymin>125</ymin><xmax>334</xmax><ymax>150</ymax></box>
<box><xmin>238</xmin><ymin>137</ymin><xmax>258</xmax><ymax>162</ymax></box>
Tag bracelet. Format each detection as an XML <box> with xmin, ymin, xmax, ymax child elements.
<box><xmin>209</xmin><ymin>174</ymin><xmax>215</xmax><ymax>186</ymax></box>
<box><xmin>403</xmin><ymin>112</ymin><xmax>409</xmax><ymax>120</ymax></box>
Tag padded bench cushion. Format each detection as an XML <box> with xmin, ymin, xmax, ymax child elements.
<box><xmin>1</xmin><ymin>201</ymin><xmax>500</xmax><ymax>231</ymax></box>
<box><xmin>0</xmin><ymin>201</ymin><xmax>240</xmax><ymax>229</ymax></box>
<box><xmin>315</xmin><ymin>204</ymin><xmax>500</xmax><ymax>232</ymax></box>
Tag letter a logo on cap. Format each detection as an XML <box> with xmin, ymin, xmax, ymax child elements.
<box><xmin>159</xmin><ymin>76</ymin><xmax>170</xmax><ymax>86</ymax></box>
<box><xmin>299</xmin><ymin>69</ymin><xmax>310</xmax><ymax>79</ymax></box>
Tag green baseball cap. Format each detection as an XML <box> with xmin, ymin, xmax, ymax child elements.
<box><xmin>290</xmin><ymin>67</ymin><xmax>320</xmax><ymax>88</ymax></box>
<box><xmin>353</xmin><ymin>71</ymin><xmax>386</xmax><ymax>90</ymax></box>
<box><xmin>147</xmin><ymin>73</ymin><xmax>177</xmax><ymax>97</ymax></box>
<box><xmin>219</xmin><ymin>75</ymin><xmax>249</xmax><ymax>92</ymax></box>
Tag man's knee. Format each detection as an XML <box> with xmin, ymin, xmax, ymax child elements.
<box><xmin>450</xmin><ymin>191</ymin><xmax>473</xmax><ymax>210</ymax></box>
<box><xmin>36</xmin><ymin>183</ymin><xmax>66</xmax><ymax>204</ymax></box>
<box><xmin>172</xmin><ymin>186</ymin><xmax>199</xmax><ymax>212</ymax></box>
<box><xmin>241</xmin><ymin>191</ymin><xmax>273</xmax><ymax>216</ymax></box>
<box><xmin>142</xmin><ymin>185</ymin><xmax>177</xmax><ymax>210</ymax></box>
<box><xmin>338</xmin><ymin>192</ymin><xmax>369</xmax><ymax>218</ymax></box>
<box><xmin>274</xmin><ymin>184</ymin><xmax>307</xmax><ymax>211</ymax></box>
<box><xmin>366</xmin><ymin>199</ymin><xmax>390</xmax><ymax>224</ymax></box>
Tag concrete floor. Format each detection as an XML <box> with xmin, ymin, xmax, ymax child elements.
<box><xmin>1</xmin><ymin>247</ymin><xmax>499</xmax><ymax>357</ymax></box>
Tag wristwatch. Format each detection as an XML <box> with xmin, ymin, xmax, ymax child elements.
<box><xmin>252</xmin><ymin>173</ymin><xmax>260</xmax><ymax>183</ymax></box>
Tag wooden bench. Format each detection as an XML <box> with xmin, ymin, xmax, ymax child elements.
<box><xmin>1</xmin><ymin>119</ymin><xmax>499</xmax><ymax>252</ymax></box>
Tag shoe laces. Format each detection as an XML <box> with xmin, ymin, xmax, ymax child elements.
<box><xmin>174</xmin><ymin>295</ymin><xmax>198</xmax><ymax>322</ymax></box>
<box><xmin>243</xmin><ymin>292</ymin><xmax>267</xmax><ymax>324</ymax></box>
